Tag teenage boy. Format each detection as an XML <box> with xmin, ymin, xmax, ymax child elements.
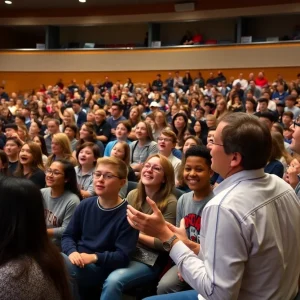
<box><xmin>61</xmin><ymin>157</ymin><xmax>139</xmax><ymax>300</ymax></box>
<box><xmin>4</xmin><ymin>137</ymin><xmax>22</xmax><ymax>175</ymax></box>
<box><xmin>64</xmin><ymin>124</ymin><xmax>78</xmax><ymax>152</ymax></box>
<box><xmin>158</xmin><ymin>129</ymin><xmax>181</xmax><ymax>181</ymax></box>
<box><xmin>157</xmin><ymin>145</ymin><xmax>213</xmax><ymax>295</ymax></box>
<box><xmin>284</xmin><ymin>95</ymin><xmax>300</xmax><ymax>120</ymax></box>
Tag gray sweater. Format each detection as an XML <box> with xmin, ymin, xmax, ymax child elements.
<box><xmin>42</xmin><ymin>188</ymin><xmax>80</xmax><ymax>246</ymax></box>
<box><xmin>0</xmin><ymin>257</ymin><xmax>61</xmax><ymax>300</ymax></box>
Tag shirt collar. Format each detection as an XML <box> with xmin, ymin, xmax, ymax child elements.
<box><xmin>213</xmin><ymin>168</ymin><xmax>265</xmax><ymax>196</ymax></box>
<box><xmin>77</xmin><ymin>166</ymin><xmax>95</xmax><ymax>177</ymax></box>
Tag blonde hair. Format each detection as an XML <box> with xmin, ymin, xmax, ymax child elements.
<box><xmin>17</xmin><ymin>124</ymin><xmax>30</xmax><ymax>142</ymax></box>
<box><xmin>96</xmin><ymin>157</ymin><xmax>128</xmax><ymax>179</ymax></box>
<box><xmin>63</xmin><ymin>108</ymin><xmax>76</xmax><ymax>124</ymax></box>
<box><xmin>46</xmin><ymin>133</ymin><xmax>76</xmax><ymax>167</ymax></box>
<box><xmin>132</xmin><ymin>154</ymin><xmax>175</xmax><ymax>213</ymax></box>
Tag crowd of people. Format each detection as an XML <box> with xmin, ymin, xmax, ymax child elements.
<box><xmin>0</xmin><ymin>70</ymin><xmax>300</xmax><ymax>300</ymax></box>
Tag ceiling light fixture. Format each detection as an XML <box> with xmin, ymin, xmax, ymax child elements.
<box><xmin>5</xmin><ymin>0</ymin><xmax>12</xmax><ymax>4</ymax></box>
<box><xmin>79</xmin><ymin>0</ymin><xmax>86</xmax><ymax>2</ymax></box>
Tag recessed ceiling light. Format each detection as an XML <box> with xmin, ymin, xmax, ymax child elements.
<box><xmin>5</xmin><ymin>0</ymin><xmax>12</xmax><ymax>4</ymax></box>
<box><xmin>79</xmin><ymin>0</ymin><xmax>86</xmax><ymax>2</ymax></box>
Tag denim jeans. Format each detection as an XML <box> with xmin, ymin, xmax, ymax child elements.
<box><xmin>157</xmin><ymin>265</ymin><xmax>191</xmax><ymax>295</ymax></box>
<box><xmin>144</xmin><ymin>290</ymin><xmax>198</xmax><ymax>300</ymax></box>
<box><xmin>61</xmin><ymin>253</ymin><xmax>108</xmax><ymax>300</ymax></box>
<box><xmin>100</xmin><ymin>260</ymin><xmax>162</xmax><ymax>300</ymax></box>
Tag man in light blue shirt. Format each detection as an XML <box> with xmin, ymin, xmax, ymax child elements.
<box><xmin>128</xmin><ymin>113</ymin><xmax>300</xmax><ymax>300</ymax></box>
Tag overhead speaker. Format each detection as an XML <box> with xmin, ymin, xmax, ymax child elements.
<box><xmin>174</xmin><ymin>2</ymin><xmax>195</xmax><ymax>12</ymax></box>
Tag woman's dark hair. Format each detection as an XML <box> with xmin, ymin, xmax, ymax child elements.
<box><xmin>185</xmin><ymin>145</ymin><xmax>212</xmax><ymax>167</ymax></box>
<box><xmin>171</xmin><ymin>112</ymin><xmax>188</xmax><ymax>147</ymax></box>
<box><xmin>0</xmin><ymin>177</ymin><xmax>72</xmax><ymax>300</ymax></box>
<box><xmin>32</xmin><ymin>120</ymin><xmax>42</xmax><ymax>130</ymax></box>
<box><xmin>76</xmin><ymin>142</ymin><xmax>101</xmax><ymax>166</ymax></box>
<box><xmin>0</xmin><ymin>150</ymin><xmax>9</xmax><ymax>176</ymax></box>
<box><xmin>15</xmin><ymin>114</ymin><xmax>26</xmax><ymax>124</ymax></box>
<box><xmin>34</xmin><ymin>135</ymin><xmax>48</xmax><ymax>156</ymax></box>
<box><xmin>220</xmin><ymin>113</ymin><xmax>272</xmax><ymax>170</ymax></box>
<box><xmin>55</xmin><ymin>159</ymin><xmax>82</xmax><ymax>200</ymax></box>
<box><xmin>14</xmin><ymin>142</ymin><xmax>44</xmax><ymax>178</ymax></box>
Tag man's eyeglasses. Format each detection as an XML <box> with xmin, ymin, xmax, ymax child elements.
<box><xmin>45</xmin><ymin>169</ymin><xmax>64</xmax><ymax>176</ymax></box>
<box><xmin>211</xmin><ymin>141</ymin><xmax>224</xmax><ymax>147</ymax></box>
<box><xmin>143</xmin><ymin>163</ymin><xmax>163</xmax><ymax>173</ymax></box>
<box><xmin>157</xmin><ymin>137</ymin><xmax>173</xmax><ymax>143</ymax></box>
<box><xmin>93</xmin><ymin>172</ymin><xmax>120</xmax><ymax>180</ymax></box>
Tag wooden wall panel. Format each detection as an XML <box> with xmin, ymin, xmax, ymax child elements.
<box><xmin>1</xmin><ymin>67</ymin><xmax>299</xmax><ymax>94</ymax></box>
<box><xmin>1</xmin><ymin>43</ymin><xmax>300</xmax><ymax>73</ymax></box>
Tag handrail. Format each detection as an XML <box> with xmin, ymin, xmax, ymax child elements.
<box><xmin>0</xmin><ymin>40</ymin><xmax>299</xmax><ymax>52</ymax></box>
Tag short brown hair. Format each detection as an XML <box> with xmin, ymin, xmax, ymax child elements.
<box><xmin>282</xmin><ymin>111</ymin><xmax>294</xmax><ymax>119</ymax></box>
<box><xmin>160</xmin><ymin>129</ymin><xmax>177</xmax><ymax>144</ymax></box>
<box><xmin>117</xmin><ymin>120</ymin><xmax>132</xmax><ymax>133</ymax></box>
<box><xmin>220</xmin><ymin>113</ymin><xmax>272</xmax><ymax>170</ymax></box>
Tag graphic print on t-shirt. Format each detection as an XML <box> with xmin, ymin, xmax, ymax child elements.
<box><xmin>184</xmin><ymin>213</ymin><xmax>201</xmax><ymax>243</ymax></box>
<box><xmin>44</xmin><ymin>209</ymin><xmax>61</xmax><ymax>227</ymax></box>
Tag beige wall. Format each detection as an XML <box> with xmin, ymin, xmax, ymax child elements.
<box><xmin>0</xmin><ymin>43</ymin><xmax>300</xmax><ymax>72</ymax></box>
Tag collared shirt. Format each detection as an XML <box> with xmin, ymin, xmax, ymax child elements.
<box><xmin>75</xmin><ymin>166</ymin><xmax>95</xmax><ymax>196</ymax></box>
<box><xmin>170</xmin><ymin>169</ymin><xmax>300</xmax><ymax>300</ymax></box>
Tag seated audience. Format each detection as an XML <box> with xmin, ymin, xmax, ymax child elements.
<box><xmin>61</xmin><ymin>157</ymin><xmax>139</xmax><ymax>299</ymax></box>
<box><xmin>0</xmin><ymin>176</ymin><xmax>72</xmax><ymax>300</ymax></box>
<box><xmin>101</xmin><ymin>154</ymin><xmax>177</xmax><ymax>300</ymax></box>
<box><xmin>129</xmin><ymin>113</ymin><xmax>300</xmax><ymax>300</ymax></box>
<box><xmin>42</xmin><ymin>160</ymin><xmax>81</xmax><ymax>248</ymax></box>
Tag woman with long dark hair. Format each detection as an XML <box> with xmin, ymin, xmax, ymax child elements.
<box><xmin>0</xmin><ymin>176</ymin><xmax>72</xmax><ymax>300</ymax></box>
<box><xmin>14</xmin><ymin>142</ymin><xmax>45</xmax><ymax>189</ymax></box>
<box><xmin>42</xmin><ymin>159</ymin><xmax>81</xmax><ymax>248</ymax></box>
<box><xmin>171</xmin><ymin>112</ymin><xmax>188</xmax><ymax>150</ymax></box>
<box><xmin>75</xmin><ymin>122</ymin><xmax>104</xmax><ymax>157</ymax></box>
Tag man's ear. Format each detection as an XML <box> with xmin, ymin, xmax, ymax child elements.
<box><xmin>230</xmin><ymin>152</ymin><xmax>242</xmax><ymax>168</ymax></box>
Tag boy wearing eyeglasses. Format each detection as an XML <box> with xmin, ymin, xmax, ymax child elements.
<box><xmin>61</xmin><ymin>157</ymin><xmax>139</xmax><ymax>299</ymax></box>
<box><xmin>158</xmin><ymin>129</ymin><xmax>181</xmax><ymax>181</ymax></box>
